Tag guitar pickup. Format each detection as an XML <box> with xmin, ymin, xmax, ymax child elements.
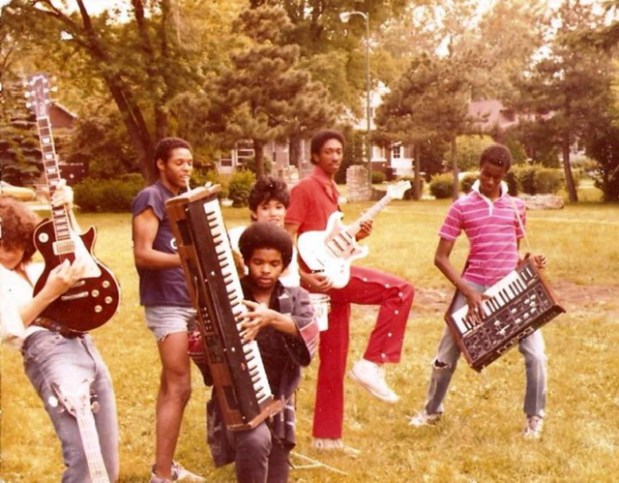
<box><xmin>60</xmin><ymin>291</ymin><xmax>89</xmax><ymax>301</ymax></box>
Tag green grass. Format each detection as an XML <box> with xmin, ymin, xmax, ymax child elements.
<box><xmin>1</xmin><ymin>200</ymin><xmax>618</xmax><ymax>482</ymax></box>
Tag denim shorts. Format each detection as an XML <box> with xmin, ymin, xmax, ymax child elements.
<box><xmin>145</xmin><ymin>305</ymin><xmax>197</xmax><ymax>342</ymax></box>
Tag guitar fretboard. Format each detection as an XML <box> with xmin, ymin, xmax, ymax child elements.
<box><xmin>35</xmin><ymin>116</ymin><xmax>75</xmax><ymax>252</ymax></box>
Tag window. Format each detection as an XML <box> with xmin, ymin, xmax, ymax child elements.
<box><xmin>392</xmin><ymin>144</ymin><xmax>402</xmax><ymax>159</ymax></box>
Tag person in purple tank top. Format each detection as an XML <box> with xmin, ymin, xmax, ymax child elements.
<box><xmin>132</xmin><ymin>137</ymin><xmax>206</xmax><ymax>482</ymax></box>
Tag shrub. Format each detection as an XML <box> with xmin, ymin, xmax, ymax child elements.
<box><xmin>227</xmin><ymin>170</ymin><xmax>256</xmax><ymax>207</ymax></box>
<box><xmin>512</xmin><ymin>166</ymin><xmax>564</xmax><ymax>194</ymax></box>
<box><xmin>429</xmin><ymin>173</ymin><xmax>454</xmax><ymax>199</ymax></box>
<box><xmin>535</xmin><ymin>168</ymin><xmax>564</xmax><ymax>194</ymax></box>
<box><xmin>514</xmin><ymin>166</ymin><xmax>537</xmax><ymax>194</ymax></box>
<box><xmin>460</xmin><ymin>173</ymin><xmax>477</xmax><ymax>194</ymax></box>
<box><xmin>505</xmin><ymin>171</ymin><xmax>518</xmax><ymax>195</ymax></box>
<box><xmin>398</xmin><ymin>176</ymin><xmax>424</xmax><ymax>200</ymax></box>
<box><xmin>74</xmin><ymin>174</ymin><xmax>145</xmax><ymax>212</ymax></box>
<box><xmin>192</xmin><ymin>168</ymin><xmax>229</xmax><ymax>199</ymax></box>
<box><xmin>245</xmin><ymin>156</ymin><xmax>272</xmax><ymax>175</ymax></box>
<box><xmin>455</xmin><ymin>134</ymin><xmax>495</xmax><ymax>171</ymax></box>
<box><xmin>371</xmin><ymin>170</ymin><xmax>386</xmax><ymax>184</ymax></box>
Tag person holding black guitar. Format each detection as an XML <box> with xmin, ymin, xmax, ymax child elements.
<box><xmin>0</xmin><ymin>183</ymin><xmax>120</xmax><ymax>482</ymax></box>
<box><xmin>284</xmin><ymin>129</ymin><xmax>415</xmax><ymax>455</ymax></box>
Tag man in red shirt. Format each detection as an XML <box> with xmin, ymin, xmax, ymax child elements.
<box><xmin>285</xmin><ymin>129</ymin><xmax>414</xmax><ymax>453</ymax></box>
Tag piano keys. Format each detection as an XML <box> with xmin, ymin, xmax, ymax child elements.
<box><xmin>446</xmin><ymin>258</ymin><xmax>565</xmax><ymax>372</ymax></box>
<box><xmin>166</xmin><ymin>186</ymin><xmax>283</xmax><ymax>430</ymax></box>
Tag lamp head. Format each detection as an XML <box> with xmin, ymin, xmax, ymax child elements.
<box><xmin>339</xmin><ymin>12</ymin><xmax>351</xmax><ymax>23</ymax></box>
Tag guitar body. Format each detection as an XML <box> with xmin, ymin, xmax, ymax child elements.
<box><xmin>33</xmin><ymin>219</ymin><xmax>120</xmax><ymax>332</ymax></box>
<box><xmin>296</xmin><ymin>180</ymin><xmax>411</xmax><ymax>289</ymax></box>
<box><xmin>297</xmin><ymin>211</ymin><xmax>369</xmax><ymax>289</ymax></box>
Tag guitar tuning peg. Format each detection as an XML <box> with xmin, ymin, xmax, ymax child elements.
<box><xmin>25</xmin><ymin>101</ymin><xmax>32</xmax><ymax>109</ymax></box>
<box><xmin>24</xmin><ymin>91</ymin><xmax>31</xmax><ymax>98</ymax></box>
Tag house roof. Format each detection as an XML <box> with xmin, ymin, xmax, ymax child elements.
<box><xmin>50</xmin><ymin>102</ymin><xmax>78</xmax><ymax>119</ymax></box>
<box><xmin>468</xmin><ymin>99</ymin><xmax>518</xmax><ymax>132</ymax></box>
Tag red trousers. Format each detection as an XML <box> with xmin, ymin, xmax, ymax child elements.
<box><xmin>312</xmin><ymin>266</ymin><xmax>414</xmax><ymax>439</ymax></box>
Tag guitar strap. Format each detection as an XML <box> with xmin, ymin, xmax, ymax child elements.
<box><xmin>308</xmin><ymin>175</ymin><xmax>340</xmax><ymax>210</ymax></box>
<box><xmin>32</xmin><ymin>316</ymin><xmax>85</xmax><ymax>338</ymax></box>
<box><xmin>508</xmin><ymin>194</ymin><xmax>532</xmax><ymax>253</ymax></box>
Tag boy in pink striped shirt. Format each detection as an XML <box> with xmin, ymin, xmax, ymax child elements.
<box><xmin>410</xmin><ymin>144</ymin><xmax>548</xmax><ymax>439</ymax></box>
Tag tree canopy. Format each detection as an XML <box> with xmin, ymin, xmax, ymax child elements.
<box><xmin>1</xmin><ymin>0</ymin><xmax>619</xmax><ymax>202</ymax></box>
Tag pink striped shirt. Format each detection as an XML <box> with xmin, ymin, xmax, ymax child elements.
<box><xmin>439</xmin><ymin>181</ymin><xmax>526</xmax><ymax>286</ymax></box>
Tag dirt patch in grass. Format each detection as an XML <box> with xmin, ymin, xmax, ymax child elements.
<box><xmin>414</xmin><ymin>280</ymin><xmax>618</xmax><ymax>318</ymax></box>
<box><xmin>552</xmin><ymin>280</ymin><xmax>619</xmax><ymax>317</ymax></box>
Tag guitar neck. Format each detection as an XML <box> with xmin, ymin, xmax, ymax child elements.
<box><xmin>345</xmin><ymin>194</ymin><xmax>393</xmax><ymax>238</ymax></box>
<box><xmin>36</xmin><ymin>116</ymin><xmax>73</xmax><ymax>247</ymax></box>
<box><xmin>75</xmin><ymin>409</ymin><xmax>111</xmax><ymax>483</ymax></box>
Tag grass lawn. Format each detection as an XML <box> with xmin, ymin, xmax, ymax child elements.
<box><xmin>1</xmin><ymin>197</ymin><xmax>618</xmax><ymax>482</ymax></box>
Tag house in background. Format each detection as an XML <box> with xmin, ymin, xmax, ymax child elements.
<box><xmin>217</xmin><ymin>139</ymin><xmax>298</xmax><ymax>174</ymax></box>
<box><xmin>214</xmin><ymin>92</ymin><xmax>521</xmax><ymax>180</ymax></box>
<box><xmin>1</xmin><ymin>87</ymin><xmax>84</xmax><ymax>188</ymax></box>
<box><xmin>48</xmin><ymin>102</ymin><xmax>86</xmax><ymax>185</ymax></box>
<box><xmin>467</xmin><ymin>99</ymin><xmax>519</xmax><ymax>133</ymax></box>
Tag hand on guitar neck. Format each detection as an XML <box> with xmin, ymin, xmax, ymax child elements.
<box><xmin>355</xmin><ymin>219</ymin><xmax>373</xmax><ymax>241</ymax></box>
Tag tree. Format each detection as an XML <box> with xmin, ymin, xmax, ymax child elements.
<box><xmin>470</xmin><ymin>0</ymin><xmax>547</xmax><ymax>101</ymax></box>
<box><xmin>0</xmin><ymin>81</ymin><xmax>41</xmax><ymax>186</ymax></box>
<box><xmin>511</xmin><ymin>0</ymin><xmax>612</xmax><ymax>202</ymax></box>
<box><xmin>1</xmin><ymin>0</ymin><xmax>239</xmax><ymax>181</ymax></box>
<box><xmin>207</xmin><ymin>5</ymin><xmax>337</xmax><ymax>178</ymax></box>
<box><xmin>584</xmin><ymin>112</ymin><xmax>619</xmax><ymax>201</ymax></box>
<box><xmin>375</xmin><ymin>53</ymin><xmax>471</xmax><ymax>199</ymax></box>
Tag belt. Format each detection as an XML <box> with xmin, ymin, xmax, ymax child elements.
<box><xmin>32</xmin><ymin>317</ymin><xmax>86</xmax><ymax>339</ymax></box>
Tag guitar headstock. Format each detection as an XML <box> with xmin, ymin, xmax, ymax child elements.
<box><xmin>386</xmin><ymin>180</ymin><xmax>412</xmax><ymax>200</ymax></box>
<box><xmin>24</xmin><ymin>73</ymin><xmax>54</xmax><ymax>119</ymax></box>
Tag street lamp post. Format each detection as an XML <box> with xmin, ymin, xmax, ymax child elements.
<box><xmin>340</xmin><ymin>10</ymin><xmax>372</xmax><ymax>185</ymax></box>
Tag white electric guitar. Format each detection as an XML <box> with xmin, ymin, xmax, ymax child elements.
<box><xmin>297</xmin><ymin>180</ymin><xmax>411</xmax><ymax>288</ymax></box>
<box><xmin>52</xmin><ymin>380</ymin><xmax>111</xmax><ymax>483</ymax></box>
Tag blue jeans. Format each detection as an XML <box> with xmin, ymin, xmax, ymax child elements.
<box><xmin>22</xmin><ymin>331</ymin><xmax>119</xmax><ymax>482</ymax></box>
<box><xmin>233</xmin><ymin>422</ymin><xmax>290</xmax><ymax>483</ymax></box>
<box><xmin>424</xmin><ymin>281</ymin><xmax>547</xmax><ymax>418</ymax></box>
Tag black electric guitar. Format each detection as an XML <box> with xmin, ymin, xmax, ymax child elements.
<box><xmin>25</xmin><ymin>73</ymin><xmax>120</xmax><ymax>332</ymax></box>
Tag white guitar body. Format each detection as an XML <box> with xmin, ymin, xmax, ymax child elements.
<box><xmin>53</xmin><ymin>380</ymin><xmax>111</xmax><ymax>483</ymax></box>
<box><xmin>297</xmin><ymin>211</ymin><xmax>369</xmax><ymax>289</ymax></box>
<box><xmin>297</xmin><ymin>180</ymin><xmax>411</xmax><ymax>289</ymax></box>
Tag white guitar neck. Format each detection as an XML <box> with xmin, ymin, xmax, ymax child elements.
<box><xmin>345</xmin><ymin>193</ymin><xmax>394</xmax><ymax>238</ymax></box>
<box><xmin>53</xmin><ymin>381</ymin><xmax>110</xmax><ymax>483</ymax></box>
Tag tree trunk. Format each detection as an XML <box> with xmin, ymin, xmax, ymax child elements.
<box><xmin>413</xmin><ymin>141</ymin><xmax>421</xmax><ymax>200</ymax></box>
<box><xmin>451</xmin><ymin>137</ymin><xmax>459</xmax><ymax>200</ymax></box>
<box><xmin>288</xmin><ymin>133</ymin><xmax>300</xmax><ymax>168</ymax></box>
<box><xmin>104</xmin><ymin>74</ymin><xmax>155</xmax><ymax>182</ymax></box>
<box><xmin>253</xmin><ymin>138</ymin><xmax>266</xmax><ymax>178</ymax></box>
<box><xmin>562</xmin><ymin>138</ymin><xmax>578</xmax><ymax>202</ymax></box>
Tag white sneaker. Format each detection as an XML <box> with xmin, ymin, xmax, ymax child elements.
<box><xmin>349</xmin><ymin>359</ymin><xmax>399</xmax><ymax>403</ymax></box>
<box><xmin>150</xmin><ymin>461</ymin><xmax>206</xmax><ymax>482</ymax></box>
<box><xmin>312</xmin><ymin>437</ymin><xmax>361</xmax><ymax>457</ymax></box>
<box><xmin>409</xmin><ymin>409</ymin><xmax>442</xmax><ymax>427</ymax></box>
<box><xmin>523</xmin><ymin>415</ymin><xmax>543</xmax><ymax>439</ymax></box>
